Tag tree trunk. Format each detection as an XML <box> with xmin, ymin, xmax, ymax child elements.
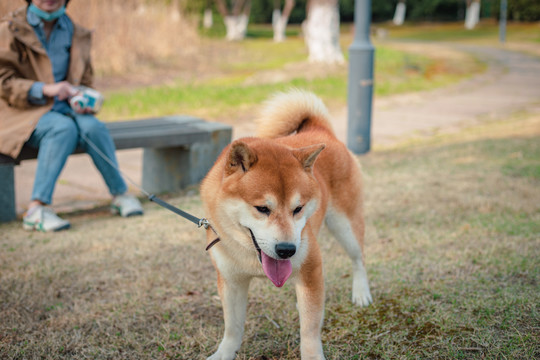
<box><xmin>171</xmin><ymin>0</ymin><xmax>180</xmax><ymax>22</ymax></box>
<box><xmin>224</xmin><ymin>14</ymin><xmax>249</xmax><ymax>41</ymax></box>
<box><xmin>203</xmin><ymin>9</ymin><xmax>213</xmax><ymax>28</ymax></box>
<box><xmin>272</xmin><ymin>0</ymin><xmax>295</xmax><ymax>42</ymax></box>
<box><xmin>303</xmin><ymin>0</ymin><xmax>344</xmax><ymax>64</ymax></box>
<box><xmin>214</xmin><ymin>0</ymin><xmax>251</xmax><ymax>41</ymax></box>
<box><xmin>203</xmin><ymin>0</ymin><xmax>214</xmax><ymax>29</ymax></box>
<box><xmin>393</xmin><ymin>0</ymin><xmax>406</xmax><ymax>26</ymax></box>
<box><xmin>465</xmin><ymin>0</ymin><xmax>481</xmax><ymax>30</ymax></box>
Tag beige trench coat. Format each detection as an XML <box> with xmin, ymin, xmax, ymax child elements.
<box><xmin>0</xmin><ymin>6</ymin><xmax>93</xmax><ymax>159</ymax></box>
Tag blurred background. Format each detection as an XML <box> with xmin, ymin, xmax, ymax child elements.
<box><xmin>2</xmin><ymin>0</ymin><xmax>538</xmax><ymax>79</ymax></box>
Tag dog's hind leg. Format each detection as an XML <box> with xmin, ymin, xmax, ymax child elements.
<box><xmin>325</xmin><ymin>205</ymin><xmax>372</xmax><ymax>306</ymax></box>
<box><xmin>208</xmin><ymin>272</ymin><xmax>251</xmax><ymax>360</ymax></box>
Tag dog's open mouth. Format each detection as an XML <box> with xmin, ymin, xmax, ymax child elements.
<box><xmin>249</xmin><ymin>229</ymin><xmax>262</xmax><ymax>262</ymax></box>
<box><xmin>249</xmin><ymin>229</ymin><xmax>292</xmax><ymax>288</ymax></box>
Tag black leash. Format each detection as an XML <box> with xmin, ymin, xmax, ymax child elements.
<box><xmin>148</xmin><ymin>194</ymin><xmax>220</xmax><ymax>251</ymax></box>
<box><xmin>73</xmin><ymin>118</ymin><xmax>221</xmax><ymax>250</ymax></box>
<box><xmin>148</xmin><ymin>194</ymin><xmax>207</xmax><ymax>228</ymax></box>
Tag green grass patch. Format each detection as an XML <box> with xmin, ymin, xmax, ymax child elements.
<box><xmin>102</xmin><ymin>75</ymin><xmax>349</xmax><ymax>121</ymax></box>
<box><xmin>246</xmin><ymin>23</ymin><xmax>301</xmax><ymax>39</ymax></box>
<box><xmin>378</xmin><ymin>21</ymin><xmax>540</xmax><ymax>44</ymax></box>
<box><xmin>500</xmin><ymin>137</ymin><xmax>540</xmax><ymax>180</ymax></box>
<box><xmin>219</xmin><ymin>36</ymin><xmax>308</xmax><ymax>73</ymax></box>
<box><xmin>100</xmin><ymin>37</ymin><xmax>483</xmax><ymax>122</ymax></box>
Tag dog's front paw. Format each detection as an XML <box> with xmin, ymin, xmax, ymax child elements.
<box><xmin>352</xmin><ymin>290</ymin><xmax>373</xmax><ymax>307</ymax></box>
<box><xmin>207</xmin><ymin>351</ymin><xmax>236</xmax><ymax>360</ymax></box>
<box><xmin>352</xmin><ymin>280</ymin><xmax>373</xmax><ymax>307</ymax></box>
<box><xmin>352</xmin><ymin>270</ymin><xmax>373</xmax><ymax>307</ymax></box>
<box><xmin>207</xmin><ymin>342</ymin><xmax>238</xmax><ymax>360</ymax></box>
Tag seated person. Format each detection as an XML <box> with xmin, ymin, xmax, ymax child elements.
<box><xmin>0</xmin><ymin>0</ymin><xmax>143</xmax><ymax>232</ymax></box>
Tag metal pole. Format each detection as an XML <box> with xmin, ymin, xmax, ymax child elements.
<box><xmin>347</xmin><ymin>0</ymin><xmax>375</xmax><ymax>154</ymax></box>
<box><xmin>499</xmin><ymin>0</ymin><xmax>507</xmax><ymax>43</ymax></box>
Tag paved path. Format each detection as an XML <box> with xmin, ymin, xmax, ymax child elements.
<box><xmin>13</xmin><ymin>45</ymin><xmax>540</xmax><ymax>215</ymax></box>
<box><xmin>367</xmin><ymin>45</ymin><xmax>540</xmax><ymax>145</ymax></box>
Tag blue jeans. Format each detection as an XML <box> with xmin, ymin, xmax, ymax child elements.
<box><xmin>26</xmin><ymin>111</ymin><xmax>127</xmax><ymax>204</ymax></box>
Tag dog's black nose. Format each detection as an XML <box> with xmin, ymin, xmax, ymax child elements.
<box><xmin>275</xmin><ymin>243</ymin><xmax>296</xmax><ymax>259</ymax></box>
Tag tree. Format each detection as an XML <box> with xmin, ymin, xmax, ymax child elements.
<box><xmin>272</xmin><ymin>0</ymin><xmax>295</xmax><ymax>42</ymax></box>
<box><xmin>465</xmin><ymin>0</ymin><xmax>481</xmax><ymax>29</ymax></box>
<box><xmin>214</xmin><ymin>0</ymin><xmax>252</xmax><ymax>41</ymax></box>
<box><xmin>393</xmin><ymin>0</ymin><xmax>406</xmax><ymax>25</ymax></box>
<box><xmin>203</xmin><ymin>0</ymin><xmax>213</xmax><ymax>29</ymax></box>
<box><xmin>303</xmin><ymin>0</ymin><xmax>344</xmax><ymax>64</ymax></box>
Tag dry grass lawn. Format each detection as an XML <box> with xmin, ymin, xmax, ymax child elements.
<box><xmin>1</xmin><ymin>112</ymin><xmax>539</xmax><ymax>359</ymax></box>
<box><xmin>1</xmin><ymin>3</ymin><xmax>538</xmax><ymax>358</ymax></box>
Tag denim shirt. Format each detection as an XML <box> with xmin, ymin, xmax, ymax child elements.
<box><xmin>27</xmin><ymin>9</ymin><xmax>74</xmax><ymax>114</ymax></box>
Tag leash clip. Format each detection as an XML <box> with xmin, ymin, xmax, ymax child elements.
<box><xmin>198</xmin><ymin>218</ymin><xmax>210</xmax><ymax>229</ymax></box>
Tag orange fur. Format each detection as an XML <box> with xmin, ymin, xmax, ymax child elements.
<box><xmin>200</xmin><ymin>90</ymin><xmax>372</xmax><ymax>360</ymax></box>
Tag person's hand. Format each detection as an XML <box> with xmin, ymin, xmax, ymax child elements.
<box><xmin>74</xmin><ymin>107</ymin><xmax>95</xmax><ymax>115</ymax></box>
<box><xmin>42</xmin><ymin>81</ymin><xmax>78</xmax><ymax>100</ymax></box>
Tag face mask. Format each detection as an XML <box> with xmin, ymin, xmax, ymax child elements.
<box><xmin>28</xmin><ymin>4</ymin><xmax>66</xmax><ymax>22</ymax></box>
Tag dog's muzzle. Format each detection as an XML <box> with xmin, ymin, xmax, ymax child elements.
<box><xmin>248</xmin><ymin>229</ymin><xmax>296</xmax><ymax>260</ymax></box>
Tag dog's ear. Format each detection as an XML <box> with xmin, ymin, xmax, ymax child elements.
<box><xmin>292</xmin><ymin>143</ymin><xmax>326</xmax><ymax>171</ymax></box>
<box><xmin>226</xmin><ymin>141</ymin><xmax>258</xmax><ymax>175</ymax></box>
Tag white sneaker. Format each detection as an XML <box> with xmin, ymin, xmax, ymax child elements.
<box><xmin>111</xmin><ymin>194</ymin><xmax>144</xmax><ymax>217</ymax></box>
<box><xmin>23</xmin><ymin>206</ymin><xmax>71</xmax><ymax>232</ymax></box>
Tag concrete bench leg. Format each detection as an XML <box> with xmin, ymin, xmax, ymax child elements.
<box><xmin>142</xmin><ymin>122</ymin><xmax>231</xmax><ymax>194</ymax></box>
<box><xmin>0</xmin><ymin>162</ymin><xmax>16</xmax><ymax>222</ymax></box>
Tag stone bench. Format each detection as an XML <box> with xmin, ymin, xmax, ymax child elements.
<box><xmin>0</xmin><ymin>115</ymin><xmax>232</xmax><ymax>222</ymax></box>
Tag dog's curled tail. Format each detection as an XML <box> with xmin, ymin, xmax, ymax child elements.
<box><xmin>255</xmin><ymin>89</ymin><xmax>336</xmax><ymax>139</ymax></box>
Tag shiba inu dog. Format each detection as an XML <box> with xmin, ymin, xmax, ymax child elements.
<box><xmin>200</xmin><ymin>90</ymin><xmax>372</xmax><ymax>360</ymax></box>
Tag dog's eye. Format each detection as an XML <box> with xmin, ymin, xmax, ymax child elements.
<box><xmin>255</xmin><ymin>206</ymin><xmax>271</xmax><ymax>215</ymax></box>
<box><xmin>293</xmin><ymin>206</ymin><xmax>303</xmax><ymax>215</ymax></box>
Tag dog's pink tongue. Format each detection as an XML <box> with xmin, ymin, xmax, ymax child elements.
<box><xmin>261</xmin><ymin>251</ymin><xmax>292</xmax><ymax>287</ymax></box>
